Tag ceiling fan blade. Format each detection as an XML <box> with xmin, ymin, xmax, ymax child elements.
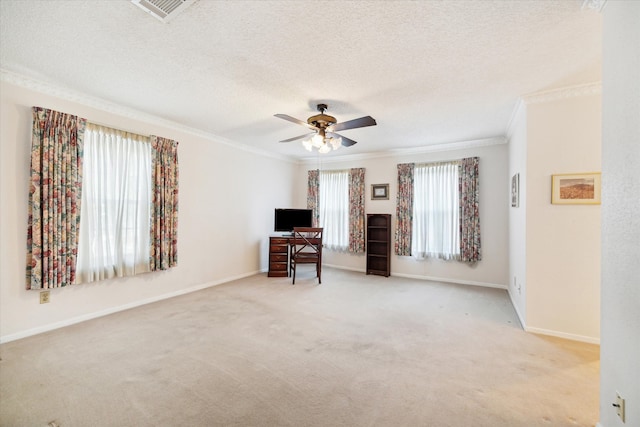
<box><xmin>274</xmin><ymin>114</ymin><xmax>318</xmax><ymax>131</ymax></box>
<box><xmin>279</xmin><ymin>132</ymin><xmax>314</xmax><ymax>143</ymax></box>
<box><xmin>327</xmin><ymin>116</ymin><xmax>376</xmax><ymax>132</ymax></box>
<box><xmin>328</xmin><ymin>132</ymin><xmax>357</xmax><ymax>147</ymax></box>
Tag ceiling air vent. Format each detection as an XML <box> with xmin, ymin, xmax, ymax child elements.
<box><xmin>131</xmin><ymin>0</ymin><xmax>196</xmax><ymax>23</ymax></box>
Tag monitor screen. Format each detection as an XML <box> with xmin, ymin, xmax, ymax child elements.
<box><xmin>274</xmin><ymin>208</ymin><xmax>313</xmax><ymax>232</ymax></box>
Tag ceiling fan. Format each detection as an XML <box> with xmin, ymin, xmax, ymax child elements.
<box><xmin>275</xmin><ymin>104</ymin><xmax>377</xmax><ymax>153</ymax></box>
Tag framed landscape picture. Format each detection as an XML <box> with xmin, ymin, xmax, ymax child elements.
<box><xmin>551</xmin><ymin>172</ymin><xmax>601</xmax><ymax>205</ymax></box>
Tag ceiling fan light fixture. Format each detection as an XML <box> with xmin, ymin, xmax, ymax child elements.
<box><xmin>311</xmin><ymin>133</ymin><xmax>324</xmax><ymax>148</ymax></box>
<box><xmin>276</xmin><ymin>103</ymin><xmax>376</xmax><ymax>154</ymax></box>
<box><xmin>302</xmin><ymin>134</ymin><xmax>341</xmax><ymax>154</ymax></box>
<box><xmin>318</xmin><ymin>143</ymin><xmax>332</xmax><ymax>154</ymax></box>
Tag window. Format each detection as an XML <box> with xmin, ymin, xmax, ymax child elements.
<box><xmin>75</xmin><ymin>124</ymin><xmax>152</xmax><ymax>283</ymax></box>
<box><xmin>319</xmin><ymin>170</ymin><xmax>350</xmax><ymax>250</ymax></box>
<box><xmin>309</xmin><ymin>168</ymin><xmax>365</xmax><ymax>253</ymax></box>
<box><xmin>411</xmin><ymin>162</ymin><xmax>460</xmax><ymax>260</ymax></box>
<box><xmin>27</xmin><ymin>107</ymin><xmax>179</xmax><ymax>290</ymax></box>
<box><xmin>395</xmin><ymin>157</ymin><xmax>480</xmax><ymax>262</ymax></box>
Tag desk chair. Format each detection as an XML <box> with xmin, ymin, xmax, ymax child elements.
<box><xmin>290</xmin><ymin>227</ymin><xmax>323</xmax><ymax>285</ymax></box>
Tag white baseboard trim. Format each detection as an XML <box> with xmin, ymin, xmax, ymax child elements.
<box><xmin>525</xmin><ymin>326</ymin><xmax>600</xmax><ymax>345</ymax></box>
<box><xmin>507</xmin><ymin>289</ymin><xmax>526</xmax><ymax>329</ymax></box>
<box><xmin>505</xmin><ymin>288</ymin><xmax>600</xmax><ymax>345</ymax></box>
<box><xmin>323</xmin><ymin>264</ymin><xmax>507</xmax><ymax>290</ymax></box>
<box><xmin>0</xmin><ymin>270</ymin><xmax>261</xmax><ymax>344</ymax></box>
<box><xmin>391</xmin><ymin>272</ymin><xmax>507</xmax><ymax>290</ymax></box>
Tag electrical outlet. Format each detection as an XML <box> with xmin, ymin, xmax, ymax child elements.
<box><xmin>39</xmin><ymin>290</ymin><xmax>50</xmax><ymax>304</ymax></box>
<box><xmin>614</xmin><ymin>391</ymin><xmax>625</xmax><ymax>422</ymax></box>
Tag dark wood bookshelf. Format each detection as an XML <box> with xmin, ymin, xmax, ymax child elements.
<box><xmin>366</xmin><ymin>214</ymin><xmax>391</xmax><ymax>277</ymax></box>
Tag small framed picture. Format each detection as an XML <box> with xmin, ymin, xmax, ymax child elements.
<box><xmin>371</xmin><ymin>184</ymin><xmax>389</xmax><ymax>200</ymax></box>
<box><xmin>551</xmin><ymin>172</ymin><xmax>601</xmax><ymax>205</ymax></box>
<box><xmin>511</xmin><ymin>173</ymin><xmax>519</xmax><ymax>208</ymax></box>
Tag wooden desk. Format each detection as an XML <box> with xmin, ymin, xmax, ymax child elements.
<box><xmin>268</xmin><ymin>236</ymin><xmax>290</xmax><ymax>277</ymax></box>
<box><xmin>267</xmin><ymin>234</ymin><xmax>322</xmax><ymax>278</ymax></box>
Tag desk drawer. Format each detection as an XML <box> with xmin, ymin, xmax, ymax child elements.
<box><xmin>270</xmin><ymin>254</ymin><xmax>288</xmax><ymax>262</ymax></box>
<box><xmin>269</xmin><ymin>262</ymin><xmax>288</xmax><ymax>272</ymax></box>
<box><xmin>270</xmin><ymin>244</ymin><xmax>288</xmax><ymax>254</ymax></box>
<box><xmin>270</xmin><ymin>238</ymin><xmax>289</xmax><ymax>245</ymax></box>
<box><xmin>268</xmin><ymin>270</ymin><xmax>288</xmax><ymax>277</ymax></box>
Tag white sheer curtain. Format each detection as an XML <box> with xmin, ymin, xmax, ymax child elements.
<box><xmin>76</xmin><ymin>124</ymin><xmax>152</xmax><ymax>283</ymax></box>
<box><xmin>319</xmin><ymin>170</ymin><xmax>349</xmax><ymax>251</ymax></box>
<box><xmin>411</xmin><ymin>161</ymin><xmax>460</xmax><ymax>260</ymax></box>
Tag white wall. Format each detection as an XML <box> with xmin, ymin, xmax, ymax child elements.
<box><xmin>507</xmin><ymin>102</ymin><xmax>528</xmax><ymax>325</ymax></box>
<box><xmin>0</xmin><ymin>80</ymin><xmax>297</xmax><ymax>342</ymax></box>
<box><xmin>599</xmin><ymin>2</ymin><xmax>640</xmax><ymax>426</ymax></box>
<box><xmin>507</xmin><ymin>86</ymin><xmax>601</xmax><ymax>343</ymax></box>
<box><xmin>526</xmin><ymin>91</ymin><xmax>602</xmax><ymax>343</ymax></box>
<box><xmin>296</xmin><ymin>140</ymin><xmax>510</xmax><ymax>288</ymax></box>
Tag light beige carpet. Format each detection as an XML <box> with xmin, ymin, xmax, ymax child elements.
<box><xmin>0</xmin><ymin>268</ymin><xmax>599</xmax><ymax>427</ymax></box>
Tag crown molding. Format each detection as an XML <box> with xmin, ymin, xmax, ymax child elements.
<box><xmin>3</xmin><ymin>68</ymin><xmax>599</xmax><ymax>166</ymax></box>
<box><xmin>581</xmin><ymin>0</ymin><xmax>607</xmax><ymax>13</ymax></box>
<box><xmin>522</xmin><ymin>81</ymin><xmax>602</xmax><ymax>105</ymax></box>
<box><xmin>0</xmin><ymin>68</ymin><xmax>296</xmax><ymax>164</ymax></box>
<box><xmin>304</xmin><ymin>82</ymin><xmax>601</xmax><ymax>165</ymax></box>
<box><xmin>505</xmin><ymin>81</ymin><xmax>602</xmax><ymax>138</ymax></box>
<box><xmin>298</xmin><ymin>136</ymin><xmax>507</xmax><ymax>166</ymax></box>
<box><xmin>505</xmin><ymin>98</ymin><xmax>526</xmax><ymax>140</ymax></box>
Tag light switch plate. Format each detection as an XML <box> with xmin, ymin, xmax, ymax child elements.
<box><xmin>40</xmin><ymin>290</ymin><xmax>50</xmax><ymax>304</ymax></box>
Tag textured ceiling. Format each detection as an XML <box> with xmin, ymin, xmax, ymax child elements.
<box><xmin>0</xmin><ymin>0</ymin><xmax>602</xmax><ymax>159</ymax></box>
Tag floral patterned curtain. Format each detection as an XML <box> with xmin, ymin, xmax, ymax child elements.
<box><xmin>348</xmin><ymin>168</ymin><xmax>366</xmax><ymax>253</ymax></box>
<box><xmin>459</xmin><ymin>157</ymin><xmax>481</xmax><ymax>262</ymax></box>
<box><xmin>150</xmin><ymin>136</ymin><xmax>179</xmax><ymax>271</ymax></box>
<box><xmin>395</xmin><ymin>163</ymin><xmax>415</xmax><ymax>256</ymax></box>
<box><xmin>307</xmin><ymin>169</ymin><xmax>320</xmax><ymax>227</ymax></box>
<box><xmin>26</xmin><ymin>107</ymin><xmax>87</xmax><ymax>289</ymax></box>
